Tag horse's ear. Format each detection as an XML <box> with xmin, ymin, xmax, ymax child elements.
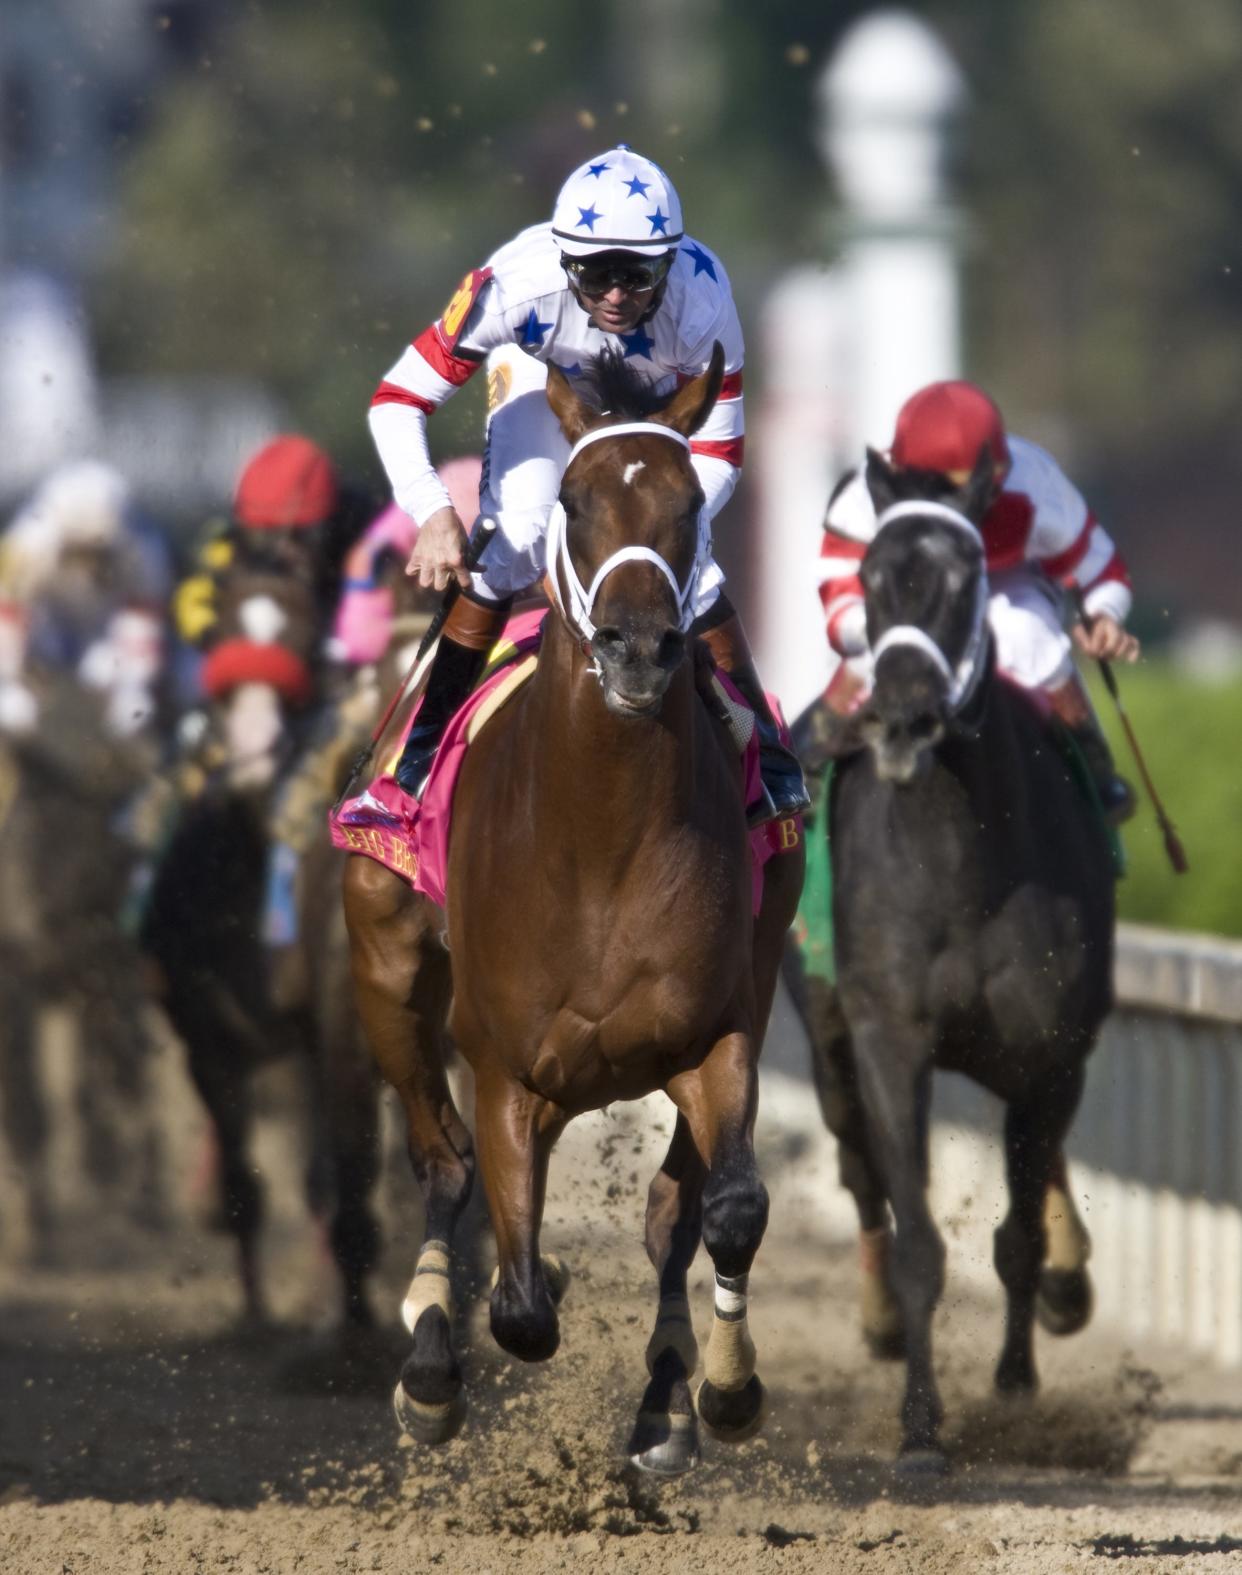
<box><xmin>959</xmin><ymin>443</ymin><xmax>995</xmax><ymax>523</ymax></box>
<box><xmin>864</xmin><ymin>446</ymin><xmax>901</xmax><ymax>515</ymax></box>
<box><xmin>545</xmin><ymin>361</ymin><xmax>596</xmax><ymax>445</ymax></box>
<box><xmin>655</xmin><ymin>341</ymin><xmax>725</xmax><ymax>437</ymax></box>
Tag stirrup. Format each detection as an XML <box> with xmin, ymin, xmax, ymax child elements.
<box><xmin>1100</xmin><ymin>775</ymin><xmax>1137</xmax><ymax>827</ymax></box>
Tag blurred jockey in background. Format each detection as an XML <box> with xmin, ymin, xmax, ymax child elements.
<box><xmin>817</xmin><ymin>380</ymin><xmax>1139</xmax><ymax>823</ymax></box>
<box><xmin>124</xmin><ymin>435</ymin><xmax>374</xmax><ymax>947</ymax></box>
<box><xmin>260</xmin><ymin>454</ymin><xmax>481</xmax><ymax>977</ymax></box>
<box><xmin>0</xmin><ymin>460</ymin><xmax>172</xmax><ymax>743</ymax></box>
<box><xmin>369</xmin><ymin>144</ymin><xmax>809</xmax><ymax>825</ymax></box>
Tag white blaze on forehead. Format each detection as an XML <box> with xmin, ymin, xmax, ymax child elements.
<box><xmin>238</xmin><ymin>594</ymin><xmax>289</xmax><ymax>644</ymax></box>
<box><xmin>622</xmin><ymin>460</ymin><xmax>646</xmax><ymax>486</ymax></box>
<box><xmin>224</xmin><ymin>681</ymin><xmax>284</xmax><ymax>787</ymax></box>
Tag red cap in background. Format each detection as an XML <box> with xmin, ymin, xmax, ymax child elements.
<box><xmin>890</xmin><ymin>381</ymin><xmax>1011</xmax><ymax>478</ymax></box>
<box><xmin>234</xmin><ymin>435</ymin><xmax>338</xmax><ymax>529</ymax></box>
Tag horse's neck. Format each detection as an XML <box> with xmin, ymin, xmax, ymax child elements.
<box><xmin>522</xmin><ymin>620</ymin><xmax>700</xmax><ymax>849</ymax></box>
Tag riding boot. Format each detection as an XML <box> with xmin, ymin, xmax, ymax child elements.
<box><xmin>393</xmin><ymin>590</ymin><xmax>511</xmax><ymax>798</ymax></box>
<box><xmin>1048</xmin><ymin>672</ymin><xmax>1136</xmax><ymax>826</ymax></box>
<box><xmin>693</xmin><ymin>597</ymin><xmax>811</xmax><ymax>827</ymax></box>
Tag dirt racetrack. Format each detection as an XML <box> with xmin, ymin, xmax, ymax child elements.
<box><xmin>2</xmin><ymin>1001</ymin><xmax>1241</xmax><ymax>1574</ymax></box>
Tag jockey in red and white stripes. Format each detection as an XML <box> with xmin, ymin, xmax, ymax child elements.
<box><xmin>368</xmin><ymin>145</ymin><xmax>807</xmax><ymax>822</ymax></box>
<box><xmin>818</xmin><ymin>380</ymin><xmax>1139</xmax><ymax>820</ymax></box>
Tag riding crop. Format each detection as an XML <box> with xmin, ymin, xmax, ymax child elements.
<box><xmin>331</xmin><ymin>516</ymin><xmax>497</xmax><ymax>813</ymax></box>
<box><xmin>1075</xmin><ymin>594</ymin><xmax>1188</xmax><ymax>874</ymax></box>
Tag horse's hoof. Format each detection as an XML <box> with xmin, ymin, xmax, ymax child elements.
<box><xmin>895</xmin><ymin>1445</ymin><xmax>950</xmax><ymax>1479</ymax></box>
<box><xmin>628</xmin><ymin>1409</ymin><xmax>700</xmax><ymax>1476</ymax></box>
<box><xmin>697</xmin><ymin>1374</ymin><xmax>765</xmax><ymax>1441</ymax></box>
<box><xmin>1036</xmin><ymin>1266</ymin><xmax>1093</xmax><ymax>1337</ymax></box>
<box><xmin>393</xmin><ymin>1378</ymin><xmax>465</xmax><ymax>1445</ymax></box>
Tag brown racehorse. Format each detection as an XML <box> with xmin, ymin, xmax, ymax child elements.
<box><xmin>343</xmin><ymin>345</ymin><xmax>805</xmax><ymax>1473</ymax></box>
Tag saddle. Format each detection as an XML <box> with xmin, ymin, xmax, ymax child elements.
<box><xmin>330</xmin><ymin>609</ymin><xmax>797</xmax><ymax>912</ymax></box>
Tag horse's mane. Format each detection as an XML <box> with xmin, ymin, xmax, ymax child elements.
<box><xmin>577</xmin><ymin>349</ymin><xmax>665</xmax><ymax>421</ymax></box>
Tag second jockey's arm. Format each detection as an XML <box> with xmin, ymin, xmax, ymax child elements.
<box><xmin>1073</xmin><ymin>550</ymin><xmax>1140</xmax><ymax>664</ymax></box>
<box><xmin>1073</xmin><ymin>613</ymin><xmax>1140</xmax><ymax>664</ymax></box>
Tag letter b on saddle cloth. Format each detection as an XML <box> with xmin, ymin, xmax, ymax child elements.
<box><xmin>328</xmin><ymin>606</ymin><xmax>802</xmax><ymax>911</ymax></box>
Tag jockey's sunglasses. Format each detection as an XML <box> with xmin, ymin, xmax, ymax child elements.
<box><xmin>562</xmin><ymin>253</ymin><xmax>672</xmax><ymax>299</ymax></box>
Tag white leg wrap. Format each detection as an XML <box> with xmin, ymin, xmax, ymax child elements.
<box><xmin>645</xmin><ymin>1292</ymin><xmax>700</xmax><ymax>1377</ymax></box>
<box><xmin>1043</xmin><ymin>1184</ymin><xmax>1092</xmax><ymax>1271</ymax></box>
<box><xmin>401</xmin><ymin>1239</ymin><xmax>453</xmax><ymax>1334</ymax></box>
<box><xmin>703</xmin><ymin>1273</ymin><xmax>756</xmax><ymax>1392</ymax></box>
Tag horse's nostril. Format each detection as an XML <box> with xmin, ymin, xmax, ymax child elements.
<box><xmin>593</xmin><ymin>626</ymin><xmax>626</xmax><ymax>657</ymax></box>
<box><xmin>657</xmin><ymin>630</ymin><xmax>685</xmax><ymax>669</ymax></box>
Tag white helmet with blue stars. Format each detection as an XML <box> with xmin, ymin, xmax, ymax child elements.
<box><xmin>552</xmin><ymin>146</ymin><xmax>683</xmax><ymax>258</ymax></box>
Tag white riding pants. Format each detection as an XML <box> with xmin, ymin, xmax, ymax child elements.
<box><xmin>836</xmin><ymin>564</ymin><xmax>1075</xmax><ymax>696</ymax></box>
<box><xmin>469</xmin><ymin>346</ymin><xmax>724</xmax><ymax>618</ymax></box>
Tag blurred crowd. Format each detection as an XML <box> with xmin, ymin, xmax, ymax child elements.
<box><xmin>0</xmin><ymin>437</ymin><xmax>478</xmax><ymax>1261</ymax></box>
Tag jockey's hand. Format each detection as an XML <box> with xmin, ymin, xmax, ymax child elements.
<box><xmin>407</xmin><ymin>507</ymin><xmax>471</xmax><ymax>593</ymax></box>
<box><xmin>1073</xmin><ymin>614</ymin><xmax>1140</xmax><ymax>664</ymax></box>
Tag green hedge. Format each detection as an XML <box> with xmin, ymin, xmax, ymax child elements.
<box><xmin>1092</xmin><ymin>659</ymin><xmax>1242</xmax><ymax>936</ymax></box>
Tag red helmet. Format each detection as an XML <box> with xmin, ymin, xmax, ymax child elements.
<box><xmin>233</xmin><ymin>435</ymin><xmax>338</xmax><ymax>529</ymax></box>
<box><xmin>890</xmin><ymin>380</ymin><xmax>1011</xmax><ymax>479</ymax></box>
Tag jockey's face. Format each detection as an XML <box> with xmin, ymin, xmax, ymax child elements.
<box><xmin>563</xmin><ymin>251</ymin><xmax>671</xmax><ymax>336</ymax></box>
<box><xmin>940</xmin><ymin>455</ymin><xmax>1011</xmax><ymax>508</ymax></box>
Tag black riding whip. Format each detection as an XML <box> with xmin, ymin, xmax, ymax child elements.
<box><xmin>331</xmin><ymin>516</ymin><xmax>497</xmax><ymax>813</ymax></box>
<box><xmin>1074</xmin><ymin>593</ymin><xmax>1188</xmax><ymax>874</ymax></box>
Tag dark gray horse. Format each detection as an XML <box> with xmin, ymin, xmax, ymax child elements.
<box><xmin>142</xmin><ymin>545</ymin><xmax>383</xmax><ymax>1334</ymax></box>
<box><xmin>798</xmin><ymin>449</ymin><xmax>1115</xmax><ymax>1472</ymax></box>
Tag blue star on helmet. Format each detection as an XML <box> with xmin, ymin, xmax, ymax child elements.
<box><xmin>647</xmin><ymin>208</ymin><xmax>670</xmax><ymax>236</ymax></box>
<box><xmin>576</xmin><ymin>204</ymin><xmax>602</xmax><ymax>231</ymax></box>
<box><xmin>620</xmin><ymin>326</ymin><xmax>655</xmax><ymax>360</ymax></box>
<box><xmin>682</xmin><ymin>242</ymin><xmax>717</xmax><ymax>281</ymax></box>
<box><xmin>585</xmin><ymin>162</ymin><xmax>610</xmax><ymax>178</ymax></box>
<box><xmin>624</xmin><ymin>174</ymin><xmax>650</xmax><ymax>199</ymax></box>
<box><xmin>520</xmin><ymin>308</ymin><xmax>553</xmax><ymax>347</ymax></box>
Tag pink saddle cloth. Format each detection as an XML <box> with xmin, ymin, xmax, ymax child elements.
<box><xmin>329</xmin><ymin>608</ymin><xmax>801</xmax><ymax>913</ymax></box>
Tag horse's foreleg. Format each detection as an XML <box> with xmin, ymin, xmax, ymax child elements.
<box><xmin>852</xmin><ymin>1026</ymin><xmax>946</xmax><ymax>1470</ymax></box>
<box><xmin>629</xmin><ymin>1114</ymin><xmax>705</xmax><ymax>1475</ymax></box>
<box><xmin>182</xmin><ymin>1032</ymin><xmax>265</xmax><ymax>1327</ymax></box>
<box><xmin>995</xmin><ymin>1069</ymin><xmax>1086</xmax><ymax>1395</ymax></box>
<box><xmin>667</xmin><ymin>1031</ymin><xmax>768</xmax><ymax>1443</ymax></box>
<box><xmin>1036</xmin><ymin>1147</ymin><xmax>1094</xmax><ymax>1337</ymax></box>
<box><xmin>314</xmin><ymin>1028</ymin><xmax>381</xmax><ymax>1330</ymax></box>
<box><xmin>343</xmin><ymin>856</ymin><xmax>471</xmax><ymax>1440</ymax></box>
<box><xmin>473</xmin><ymin>1070</ymin><xmax>565</xmax><ymax>1363</ymax></box>
<box><xmin>787</xmin><ymin>946</ymin><xmax>903</xmax><ymax>1359</ymax></box>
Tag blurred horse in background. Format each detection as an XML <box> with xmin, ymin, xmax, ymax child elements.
<box><xmin>142</xmin><ymin>527</ymin><xmax>422</xmax><ymax>1337</ymax></box>
<box><xmin>0</xmin><ymin>677</ymin><xmax>166</xmax><ymax>1259</ymax></box>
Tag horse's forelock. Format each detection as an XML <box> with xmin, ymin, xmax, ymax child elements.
<box><xmin>576</xmin><ymin>350</ymin><xmax>664</xmax><ymax>422</ymax></box>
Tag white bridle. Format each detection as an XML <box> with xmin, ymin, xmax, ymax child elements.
<box><xmin>547</xmin><ymin>422</ymin><xmax>698</xmax><ymax>645</ymax></box>
<box><xmin>869</xmin><ymin>499</ymin><xmax>990</xmax><ymax>715</ymax></box>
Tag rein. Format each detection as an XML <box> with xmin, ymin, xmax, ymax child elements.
<box><xmin>870</xmin><ymin>499</ymin><xmax>990</xmax><ymax>717</ymax></box>
<box><xmin>548</xmin><ymin>422</ymin><xmax>697</xmax><ymax>648</ymax></box>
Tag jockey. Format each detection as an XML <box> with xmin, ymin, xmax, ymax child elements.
<box><xmin>368</xmin><ymin>144</ymin><xmax>809</xmax><ymax>824</ymax></box>
<box><xmin>0</xmin><ymin>460</ymin><xmax>170</xmax><ymax>740</ymax></box>
<box><xmin>818</xmin><ymin>380</ymin><xmax>1139</xmax><ymax>822</ymax></box>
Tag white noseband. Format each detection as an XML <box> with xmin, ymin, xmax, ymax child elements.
<box><xmin>869</xmin><ymin>499</ymin><xmax>989</xmax><ymax>714</ymax></box>
<box><xmin>549</xmin><ymin>422</ymin><xmax>698</xmax><ymax>644</ymax></box>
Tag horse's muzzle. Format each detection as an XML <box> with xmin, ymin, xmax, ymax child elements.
<box><xmin>591</xmin><ymin>622</ymin><xmax>684</xmax><ymax>718</ymax></box>
<box><xmin>860</xmin><ymin>708</ymin><xmax>945</xmax><ymax>784</ymax></box>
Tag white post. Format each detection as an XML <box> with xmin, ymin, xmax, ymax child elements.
<box><xmin>752</xmin><ymin>11</ymin><xmax>965</xmax><ymax>720</ymax></box>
